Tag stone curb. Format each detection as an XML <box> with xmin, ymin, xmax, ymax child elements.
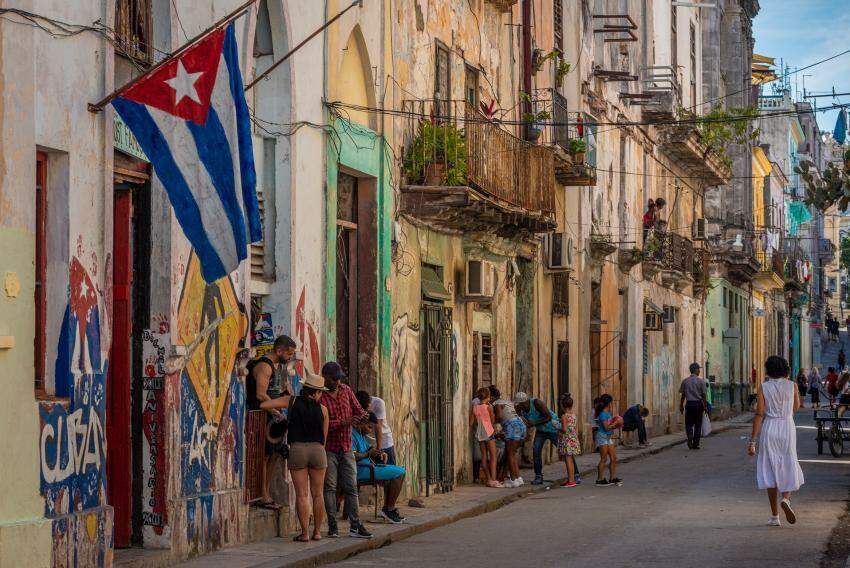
<box><xmin>255</xmin><ymin>417</ymin><xmax>751</xmax><ymax>568</ymax></box>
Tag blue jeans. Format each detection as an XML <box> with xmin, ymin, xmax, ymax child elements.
<box><xmin>533</xmin><ymin>430</ymin><xmax>559</xmax><ymax>478</ymax></box>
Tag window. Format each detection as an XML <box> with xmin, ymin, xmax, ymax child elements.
<box><xmin>115</xmin><ymin>0</ymin><xmax>152</xmax><ymax>63</ymax></box>
<box><xmin>465</xmin><ymin>65</ymin><xmax>480</xmax><ymax>108</ymax></box>
<box><xmin>472</xmin><ymin>331</ymin><xmax>493</xmax><ymax>391</ymax></box>
<box><xmin>35</xmin><ymin>152</ymin><xmax>47</xmax><ymax>394</ymax></box>
<box><xmin>689</xmin><ymin>22</ymin><xmax>697</xmax><ymax>109</ymax></box>
<box><xmin>552</xmin><ymin>272</ymin><xmax>569</xmax><ymax>315</ymax></box>
<box><xmin>671</xmin><ymin>5</ymin><xmax>678</xmax><ymax>71</ymax></box>
<box><xmin>553</xmin><ymin>0</ymin><xmax>564</xmax><ymax>52</ymax></box>
<box><xmin>250</xmin><ymin>137</ymin><xmax>276</xmax><ymax>280</ymax></box>
<box><xmin>434</xmin><ymin>42</ymin><xmax>451</xmax><ymax>116</ymax></box>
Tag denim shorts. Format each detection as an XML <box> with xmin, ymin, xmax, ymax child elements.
<box><xmin>595</xmin><ymin>431</ymin><xmax>614</xmax><ymax>447</ymax></box>
<box><xmin>504</xmin><ymin>417</ymin><xmax>527</xmax><ymax>441</ymax></box>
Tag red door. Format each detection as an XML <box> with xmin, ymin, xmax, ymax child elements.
<box><xmin>108</xmin><ymin>189</ymin><xmax>133</xmax><ymax>547</ymax></box>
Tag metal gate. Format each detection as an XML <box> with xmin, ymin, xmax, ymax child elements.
<box><xmin>421</xmin><ymin>303</ymin><xmax>454</xmax><ymax>493</ymax></box>
<box><xmin>590</xmin><ymin>329</ymin><xmax>622</xmax><ymax>413</ymax></box>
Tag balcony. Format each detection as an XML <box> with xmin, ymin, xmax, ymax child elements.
<box><xmin>541</xmin><ymin>90</ymin><xmax>597</xmax><ymax>186</ymax></box>
<box><xmin>632</xmin><ymin>66</ymin><xmax>681</xmax><ymax>121</ymax></box>
<box><xmin>819</xmin><ymin>238</ymin><xmax>836</xmax><ymax>264</ymax></box>
<box><xmin>484</xmin><ymin>0</ymin><xmax>518</xmax><ymax>11</ymax></box>
<box><xmin>643</xmin><ymin>230</ymin><xmax>695</xmax><ymax>291</ymax></box>
<box><xmin>754</xmin><ymin>251</ymin><xmax>785</xmax><ymax>291</ymax></box>
<box><xmin>657</xmin><ymin>125</ymin><xmax>732</xmax><ymax>186</ymax></box>
<box><xmin>399</xmin><ymin>100</ymin><xmax>556</xmax><ymax>234</ymax></box>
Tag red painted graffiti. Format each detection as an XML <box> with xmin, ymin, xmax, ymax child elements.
<box><xmin>295</xmin><ymin>288</ymin><xmax>320</xmax><ymax>375</ymax></box>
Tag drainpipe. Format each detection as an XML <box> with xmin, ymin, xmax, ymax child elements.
<box><xmin>521</xmin><ymin>0</ymin><xmax>532</xmax><ymax>140</ymax></box>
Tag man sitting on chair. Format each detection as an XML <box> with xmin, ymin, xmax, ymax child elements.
<box><xmin>352</xmin><ymin>414</ymin><xmax>406</xmax><ymax>524</ymax></box>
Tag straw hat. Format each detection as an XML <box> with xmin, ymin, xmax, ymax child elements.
<box><xmin>300</xmin><ymin>370</ymin><xmax>328</xmax><ymax>391</ymax></box>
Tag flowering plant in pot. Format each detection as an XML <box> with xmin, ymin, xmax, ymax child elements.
<box><xmin>567</xmin><ymin>138</ymin><xmax>587</xmax><ymax>162</ymax></box>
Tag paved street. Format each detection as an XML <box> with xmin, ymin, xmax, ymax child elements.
<box><xmin>334</xmin><ymin>411</ymin><xmax>850</xmax><ymax>568</ymax></box>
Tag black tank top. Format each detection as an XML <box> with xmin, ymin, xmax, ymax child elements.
<box><xmin>246</xmin><ymin>356</ymin><xmax>276</xmax><ymax>411</ymax></box>
<box><xmin>287</xmin><ymin>395</ymin><xmax>325</xmax><ymax>444</ymax></box>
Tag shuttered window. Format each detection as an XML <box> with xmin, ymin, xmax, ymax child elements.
<box><xmin>554</xmin><ymin>0</ymin><xmax>563</xmax><ymax>52</ymax></box>
<box><xmin>35</xmin><ymin>152</ymin><xmax>47</xmax><ymax>394</ymax></box>
<box><xmin>115</xmin><ymin>0</ymin><xmax>152</xmax><ymax>64</ymax></box>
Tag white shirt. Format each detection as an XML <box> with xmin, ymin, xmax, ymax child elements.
<box><xmin>371</xmin><ymin>396</ymin><xmax>394</xmax><ymax>450</ymax></box>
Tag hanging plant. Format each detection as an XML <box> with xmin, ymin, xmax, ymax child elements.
<box><xmin>678</xmin><ymin>105</ymin><xmax>760</xmax><ymax>167</ymax></box>
<box><xmin>555</xmin><ymin>60</ymin><xmax>571</xmax><ymax>87</ymax></box>
<box><xmin>532</xmin><ymin>48</ymin><xmax>560</xmax><ymax>74</ymax></box>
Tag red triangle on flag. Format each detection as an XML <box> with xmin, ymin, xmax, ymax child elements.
<box><xmin>122</xmin><ymin>28</ymin><xmax>226</xmax><ymax>125</ymax></box>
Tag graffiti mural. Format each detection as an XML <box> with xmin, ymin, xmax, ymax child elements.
<box><xmin>389</xmin><ymin>314</ymin><xmax>420</xmax><ymax>491</ymax></box>
<box><xmin>177</xmin><ymin>253</ymin><xmax>246</xmax><ymax>497</ymax></box>
<box><xmin>295</xmin><ymin>287</ymin><xmax>320</xmax><ymax>375</ymax></box>
<box><xmin>40</xmin><ymin>256</ymin><xmax>108</xmax><ymax>519</ymax></box>
<box><xmin>51</xmin><ymin>508</ymin><xmax>113</xmax><ymax>568</ymax></box>
<box><xmin>141</xmin><ymin>329</ymin><xmax>169</xmax><ymax>536</ymax></box>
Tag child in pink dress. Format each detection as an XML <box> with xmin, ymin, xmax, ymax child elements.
<box><xmin>470</xmin><ymin>387</ymin><xmax>501</xmax><ymax>488</ymax></box>
<box><xmin>558</xmin><ymin>393</ymin><xmax>582</xmax><ymax>487</ymax></box>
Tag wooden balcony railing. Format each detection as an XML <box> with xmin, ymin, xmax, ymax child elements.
<box><xmin>244</xmin><ymin>410</ymin><xmax>267</xmax><ymax>504</ymax></box>
<box><xmin>401</xmin><ymin>100</ymin><xmax>555</xmax><ymax>219</ymax></box>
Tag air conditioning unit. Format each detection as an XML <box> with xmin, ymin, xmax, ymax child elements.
<box><xmin>465</xmin><ymin>259</ymin><xmax>496</xmax><ymax>299</ymax></box>
<box><xmin>644</xmin><ymin>311</ymin><xmax>662</xmax><ymax>331</ymax></box>
<box><xmin>543</xmin><ymin>232</ymin><xmax>573</xmax><ymax>272</ymax></box>
<box><xmin>662</xmin><ymin>305</ymin><xmax>676</xmax><ymax>323</ymax></box>
<box><xmin>692</xmin><ymin>218</ymin><xmax>706</xmax><ymax>241</ymax></box>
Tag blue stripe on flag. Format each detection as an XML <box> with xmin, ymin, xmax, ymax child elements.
<box><xmin>112</xmin><ymin>97</ymin><xmax>228</xmax><ymax>281</ymax></box>
<box><xmin>186</xmin><ymin>106</ymin><xmax>248</xmax><ymax>263</ymax></box>
<box><xmin>224</xmin><ymin>23</ymin><xmax>262</xmax><ymax>243</ymax></box>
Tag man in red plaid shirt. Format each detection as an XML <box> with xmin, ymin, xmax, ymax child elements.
<box><xmin>320</xmin><ymin>361</ymin><xmax>372</xmax><ymax>539</ymax></box>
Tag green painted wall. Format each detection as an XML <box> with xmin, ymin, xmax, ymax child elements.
<box><xmin>325</xmin><ymin>117</ymin><xmax>393</xmax><ymax>383</ymax></box>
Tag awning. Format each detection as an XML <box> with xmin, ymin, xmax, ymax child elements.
<box><xmin>421</xmin><ymin>266</ymin><xmax>451</xmax><ymax>301</ymax></box>
<box><xmin>644</xmin><ymin>299</ymin><xmax>663</xmax><ymax>315</ymax></box>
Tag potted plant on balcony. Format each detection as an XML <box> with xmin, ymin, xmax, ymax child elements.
<box><xmin>590</xmin><ymin>233</ymin><xmax>617</xmax><ymax>262</ymax></box>
<box><xmin>404</xmin><ymin>120</ymin><xmax>467</xmax><ymax>186</ymax></box>
<box><xmin>567</xmin><ymin>138</ymin><xmax>587</xmax><ymax>163</ymax></box>
<box><xmin>617</xmin><ymin>246</ymin><xmax>644</xmax><ymax>272</ymax></box>
<box><xmin>522</xmin><ymin>109</ymin><xmax>551</xmax><ymax>143</ymax></box>
<box><xmin>555</xmin><ymin>60</ymin><xmax>571</xmax><ymax>88</ymax></box>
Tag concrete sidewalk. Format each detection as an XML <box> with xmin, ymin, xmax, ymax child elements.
<box><xmin>167</xmin><ymin>413</ymin><xmax>752</xmax><ymax>568</ymax></box>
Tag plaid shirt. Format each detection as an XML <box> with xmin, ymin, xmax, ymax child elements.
<box><xmin>320</xmin><ymin>383</ymin><xmax>367</xmax><ymax>453</ymax></box>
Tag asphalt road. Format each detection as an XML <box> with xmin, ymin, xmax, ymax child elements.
<box><xmin>333</xmin><ymin>410</ymin><xmax>850</xmax><ymax>568</ymax></box>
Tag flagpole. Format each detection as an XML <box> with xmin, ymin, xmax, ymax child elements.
<box><xmin>244</xmin><ymin>0</ymin><xmax>363</xmax><ymax>92</ymax></box>
<box><xmin>88</xmin><ymin>0</ymin><xmax>258</xmax><ymax>112</ymax></box>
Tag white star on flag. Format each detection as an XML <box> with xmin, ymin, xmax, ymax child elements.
<box><xmin>165</xmin><ymin>61</ymin><xmax>204</xmax><ymax>105</ymax></box>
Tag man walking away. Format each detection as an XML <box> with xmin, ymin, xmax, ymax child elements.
<box><xmin>514</xmin><ymin>392</ymin><xmax>561</xmax><ymax>485</ymax></box>
<box><xmin>320</xmin><ymin>362</ymin><xmax>372</xmax><ymax>539</ymax></box>
<box><xmin>622</xmin><ymin>404</ymin><xmax>650</xmax><ymax>447</ymax></box>
<box><xmin>680</xmin><ymin>363</ymin><xmax>707</xmax><ymax>450</ymax></box>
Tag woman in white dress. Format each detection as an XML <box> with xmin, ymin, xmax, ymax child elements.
<box><xmin>748</xmin><ymin>355</ymin><xmax>805</xmax><ymax>526</ymax></box>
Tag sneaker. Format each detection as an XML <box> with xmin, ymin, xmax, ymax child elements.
<box><xmin>531</xmin><ymin>476</ymin><xmax>544</xmax><ymax>486</ymax></box>
<box><xmin>503</xmin><ymin>478</ymin><xmax>517</xmax><ymax>488</ymax></box>
<box><xmin>391</xmin><ymin>508</ymin><xmax>405</xmax><ymax>520</ymax></box>
<box><xmin>780</xmin><ymin>499</ymin><xmax>797</xmax><ymax>524</ymax></box>
<box><xmin>560</xmin><ymin>481</ymin><xmax>578</xmax><ymax>488</ymax></box>
<box><xmin>514</xmin><ymin>477</ymin><xmax>525</xmax><ymax>487</ymax></box>
<box><xmin>767</xmin><ymin>516</ymin><xmax>781</xmax><ymax>527</ymax></box>
<box><xmin>595</xmin><ymin>479</ymin><xmax>611</xmax><ymax>487</ymax></box>
<box><xmin>379</xmin><ymin>508</ymin><xmax>403</xmax><ymax>524</ymax></box>
<box><xmin>349</xmin><ymin>524</ymin><xmax>373</xmax><ymax>539</ymax></box>
<box><xmin>327</xmin><ymin>523</ymin><xmax>339</xmax><ymax>538</ymax></box>
<box><xmin>610</xmin><ymin>477</ymin><xmax>623</xmax><ymax>486</ymax></box>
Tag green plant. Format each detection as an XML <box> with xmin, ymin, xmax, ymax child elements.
<box><xmin>522</xmin><ymin>110</ymin><xmax>551</xmax><ymax>124</ymax></box>
<box><xmin>566</xmin><ymin>137</ymin><xmax>587</xmax><ymax>155</ymax></box>
<box><xmin>403</xmin><ymin>121</ymin><xmax>467</xmax><ymax>185</ymax></box>
<box><xmin>555</xmin><ymin>60</ymin><xmax>571</xmax><ymax>85</ymax></box>
<box><xmin>796</xmin><ymin>149</ymin><xmax>850</xmax><ymax>212</ymax></box>
<box><xmin>679</xmin><ymin>105</ymin><xmax>760</xmax><ymax>167</ymax></box>
<box><xmin>532</xmin><ymin>49</ymin><xmax>560</xmax><ymax>73</ymax></box>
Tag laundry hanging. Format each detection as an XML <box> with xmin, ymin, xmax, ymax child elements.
<box><xmin>835</xmin><ymin>107</ymin><xmax>848</xmax><ymax>145</ymax></box>
<box><xmin>787</xmin><ymin>201</ymin><xmax>813</xmax><ymax>236</ymax></box>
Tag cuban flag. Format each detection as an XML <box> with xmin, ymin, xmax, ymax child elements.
<box><xmin>112</xmin><ymin>23</ymin><xmax>261</xmax><ymax>283</ymax></box>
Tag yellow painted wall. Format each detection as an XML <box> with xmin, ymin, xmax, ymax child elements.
<box><xmin>331</xmin><ymin>26</ymin><xmax>373</xmax><ymax>128</ymax></box>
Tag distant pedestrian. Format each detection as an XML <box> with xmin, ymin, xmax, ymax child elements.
<box><xmin>557</xmin><ymin>393</ymin><xmax>581</xmax><ymax>488</ymax></box>
<box><xmin>827</xmin><ymin>367</ymin><xmax>840</xmax><ymax>400</ymax></box>
<box><xmin>491</xmin><ymin>386</ymin><xmax>527</xmax><ymax>488</ymax></box>
<box><xmin>622</xmin><ymin>404</ymin><xmax>650</xmax><ymax>446</ymax></box>
<box><xmin>808</xmin><ymin>367</ymin><xmax>823</xmax><ymax>408</ymax></box>
<box><xmin>680</xmin><ymin>363</ymin><xmax>707</xmax><ymax>450</ymax></box>
<box><xmin>840</xmin><ymin>349</ymin><xmax>847</xmax><ymax>371</ymax></box>
<box><xmin>470</xmin><ymin>387</ymin><xmax>502</xmax><ymax>488</ymax></box>
<box><xmin>594</xmin><ymin>397</ymin><xmax>622</xmax><ymax>487</ymax></box>
<box><xmin>795</xmin><ymin>370</ymin><xmax>808</xmax><ymax>408</ymax></box>
<box><xmin>514</xmin><ymin>392</ymin><xmax>562</xmax><ymax>485</ymax></box>
<box><xmin>748</xmin><ymin>355</ymin><xmax>804</xmax><ymax>527</ymax></box>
